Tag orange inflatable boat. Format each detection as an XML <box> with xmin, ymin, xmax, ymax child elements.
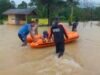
<box><xmin>27</xmin><ymin>31</ymin><xmax>79</xmax><ymax>48</ymax></box>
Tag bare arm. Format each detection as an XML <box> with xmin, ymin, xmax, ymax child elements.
<box><xmin>60</xmin><ymin>25</ymin><xmax>68</xmax><ymax>39</ymax></box>
<box><xmin>29</xmin><ymin>25</ymin><xmax>35</xmax><ymax>39</ymax></box>
<box><xmin>48</xmin><ymin>28</ymin><xmax>52</xmax><ymax>39</ymax></box>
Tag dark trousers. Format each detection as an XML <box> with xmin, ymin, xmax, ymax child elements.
<box><xmin>72</xmin><ymin>25</ymin><xmax>77</xmax><ymax>31</ymax></box>
<box><xmin>18</xmin><ymin>33</ymin><xmax>27</xmax><ymax>43</ymax></box>
<box><xmin>55</xmin><ymin>42</ymin><xmax>65</xmax><ymax>55</ymax></box>
<box><xmin>72</xmin><ymin>26</ymin><xmax>76</xmax><ymax>31</ymax></box>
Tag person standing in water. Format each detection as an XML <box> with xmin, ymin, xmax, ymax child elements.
<box><xmin>31</xmin><ymin>18</ymin><xmax>39</xmax><ymax>34</ymax></box>
<box><xmin>72</xmin><ymin>18</ymin><xmax>79</xmax><ymax>31</ymax></box>
<box><xmin>49</xmin><ymin>17</ymin><xmax>68</xmax><ymax>58</ymax></box>
<box><xmin>18</xmin><ymin>21</ymin><xmax>36</xmax><ymax>46</ymax></box>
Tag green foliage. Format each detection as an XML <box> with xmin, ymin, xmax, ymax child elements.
<box><xmin>17</xmin><ymin>1</ymin><xmax>27</xmax><ymax>9</ymax></box>
<box><xmin>10</xmin><ymin>0</ymin><xmax>16</xmax><ymax>8</ymax></box>
<box><xmin>66</xmin><ymin>0</ymin><xmax>79</xmax><ymax>25</ymax></box>
<box><xmin>35</xmin><ymin>0</ymin><xmax>67</xmax><ymax>25</ymax></box>
<box><xmin>67</xmin><ymin>0</ymin><xmax>79</xmax><ymax>6</ymax></box>
<box><xmin>1</xmin><ymin>0</ymin><xmax>100</xmax><ymax>25</ymax></box>
<box><xmin>0</xmin><ymin>0</ymin><xmax>11</xmax><ymax>11</ymax></box>
<box><xmin>0</xmin><ymin>19</ymin><xmax>3</xmax><ymax>24</ymax></box>
<box><xmin>28</xmin><ymin>0</ymin><xmax>36</xmax><ymax>8</ymax></box>
<box><xmin>0</xmin><ymin>0</ymin><xmax>16</xmax><ymax>22</ymax></box>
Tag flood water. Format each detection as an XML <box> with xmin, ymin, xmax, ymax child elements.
<box><xmin>0</xmin><ymin>21</ymin><xmax>100</xmax><ymax>75</ymax></box>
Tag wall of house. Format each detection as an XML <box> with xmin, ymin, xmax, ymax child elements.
<box><xmin>8</xmin><ymin>15</ymin><xmax>16</xmax><ymax>25</ymax></box>
<box><xmin>16</xmin><ymin>15</ymin><xmax>26</xmax><ymax>25</ymax></box>
<box><xmin>8</xmin><ymin>15</ymin><xmax>26</xmax><ymax>25</ymax></box>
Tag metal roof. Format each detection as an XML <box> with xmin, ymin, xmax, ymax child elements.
<box><xmin>3</xmin><ymin>8</ymin><xmax>36</xmax><ymax>15</ymax></box>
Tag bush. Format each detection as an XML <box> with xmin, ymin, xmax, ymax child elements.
<box><xmin>0</xmin><ymin>20</ymin><xmax>3</xmax><ymax>24</ymax></box>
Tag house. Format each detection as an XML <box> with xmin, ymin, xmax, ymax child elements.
<box><xmin>3</xmin><ymin>8</ymin><xmax>37</xmax><ymax>25</ymax></box>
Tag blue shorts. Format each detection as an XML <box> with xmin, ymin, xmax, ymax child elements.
<box><xmin>18</xmin><ymin>33</ymin><xmax>28</xmax><ymax>42</ymax></box>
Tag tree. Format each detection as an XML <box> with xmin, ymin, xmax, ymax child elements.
<box><xmin>10</xmin><ymin>0</ymin><xmax>16</xmax><ymax>8</ymax></box>
<box><xmin>67</xmin><ymin>0</ymin><xmax>79</xmax><ymax>25</ymax></box>
<box><xmin>28</xmin><ymin>0</ymin><xmax>36</xmax><ymax>8</ymax></box>
<box><xmin>35</xmin><ymin>0</ymin><xmax>66</xmax><ymax>25</ymax></box>
<box><xmin>10</xmin><ymin>1</ymin><xmax>16</xmax><ymax>8</ymax></box>
<box><xmin>0</xmin><ymin>0</ymin><xmax>14</xmax><ymax>19</ymax></box>
<box><xmin>17</xmin><ymin>1</ymin><xmax>27</xmax><ymax>9</ymax></box>
<box><xmin>26</xmin><ymin>0</ymin><xmax>100</xmax><ymax>23</ymax></box>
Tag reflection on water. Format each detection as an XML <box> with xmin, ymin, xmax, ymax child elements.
<box><xmin>0</xmin><ymin>22</ymin><xmax>100</xmax><ymax>75</ymax></box>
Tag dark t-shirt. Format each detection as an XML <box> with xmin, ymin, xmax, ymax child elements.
<box><xmin>50</xmin><ymin>24</ymin><xmax>68</xmax><ymax>43</ymax></box>
<box><xmin>73</xmin><ymin>22</ymin><xmax>78</xmax><ymax>28</ymax></box>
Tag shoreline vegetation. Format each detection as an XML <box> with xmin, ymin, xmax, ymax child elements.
<box><xmin>1</xmin><ymin>0</ymin><xmax>100</xmax><ymax>26</ymax></box>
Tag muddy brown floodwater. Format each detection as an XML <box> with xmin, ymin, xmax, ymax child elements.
<box><xmin>0</xmin><ymin>21</ymin><xmax>100</xmax><ymax>75</ymax></box>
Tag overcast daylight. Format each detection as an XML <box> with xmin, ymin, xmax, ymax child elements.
<box><xmin>12</xmin><ymin>0</ymin><xmax>30</xmax><ymax>4</ymax></box>
<box><xmin>13</xmin><ymin>0</ymin><xmax>100</xmax><ymax>4</ymax></box>
<box><xmin>1</xmin><ymin>0</ymin><xmax>100</xmax><ymax>75</ymax></box>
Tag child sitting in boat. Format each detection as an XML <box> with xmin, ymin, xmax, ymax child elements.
<box><xmin>27</xmin><ymin>31</ymin><xmax>49</xmax><ymax>45</ymax></box>
<box><xmin>42</xmin><ymin>31</ymin><xmax>49</xmax><ymax>42</ymax></box>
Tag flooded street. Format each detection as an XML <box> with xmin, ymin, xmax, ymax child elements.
<box><xmin>0</xmin><ymin>22</ymin><xmax>100</xmax><ymax>75</ymax></box>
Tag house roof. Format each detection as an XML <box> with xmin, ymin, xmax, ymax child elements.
<box><xmin>3</xmin><ymin>8</ymin><xmax>37</xmax><ymax>15</ymax></box>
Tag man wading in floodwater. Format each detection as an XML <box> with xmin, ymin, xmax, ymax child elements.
<box><xmin>49</xmin><ymin>17</ymin><xmax>68</xmax><ymax>58</ymax></box>
<box><xmin>18</xmin><ymin>21</ymin><xmax>37</xmax><ymax>46</ymax></box>
<box><xmin>72</xmin><ymin>18</ymin><xmax>79</xmax><ymax>31</ymax></box>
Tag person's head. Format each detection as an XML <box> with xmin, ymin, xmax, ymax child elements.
<box><xmin>54</xmin><ymin>16</ymin><xmax>60</xmax><ymax>24</ymax></box>
<box><xmin>52</xmin><ymin>16</ymin><xmax>60</xmax><ymax>26</ymax></box>
<box><xmin>43</xmin><ymin>31</ymin><xmax>48</xmax><ymax>38</ymax></box>
<box><xmin>30</xmin><ymin>21</ymin><xmax>36</xmax><ymax>27</ymax></box>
